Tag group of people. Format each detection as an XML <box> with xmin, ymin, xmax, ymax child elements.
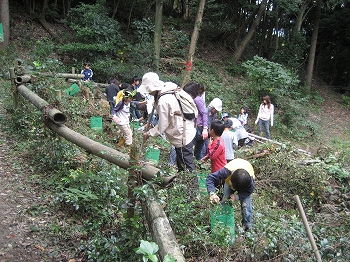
<box><xmin>85</xmin><ymin>64</ymin><xmax>275</xmax><ymax>232</ymax></box>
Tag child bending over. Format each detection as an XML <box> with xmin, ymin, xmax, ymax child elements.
<box><xmin>206</xmin><ymin>158</ymin><xmax>255</xmax><ymax>231</ymax></box>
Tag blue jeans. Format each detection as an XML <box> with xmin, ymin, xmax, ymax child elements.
<box><xmin>223</xmin><ymin>184</ymin><xmax>253</xmax><ymax>230</ymax></box>
<box><xmin>258</xmin><ymin>118</ymin><xmax>270</xmax><ymax>139</ymax></box>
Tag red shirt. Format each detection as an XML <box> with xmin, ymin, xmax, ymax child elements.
<box><xmin>206</xmin><ymin>137</ymin><xmax>227</xmax><ymax>172</ymax></box>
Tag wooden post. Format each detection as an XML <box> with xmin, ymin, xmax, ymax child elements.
<box><xmin>293</xmin><ymin>195</ymin><xmax>322</xmax><ymax>262</ymax></box>
<box><xmin>72</xmin><ymin>67</ymin><xmax>75</xmax><ymax>74</ymax></box>
<box><xmin>9</xmin><ymin>68</ymin><xmax>18</xmax><ymax>108</ymax></box>
<box><xmin>55</xmin><ymin>90</ymin><xmax>62</xmax><ymax>102</ymax></box>
<box><xmin>127</xmin><ymin>144</ymin><xmax>141</xmax><ymax>222</ymax></box>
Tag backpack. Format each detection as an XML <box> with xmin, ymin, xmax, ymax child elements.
<box><xmin>159</xmin><ymin>86</ymin><xmax>198</xmax><ymax>120</ymax></box>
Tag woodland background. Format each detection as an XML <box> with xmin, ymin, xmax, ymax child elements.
<box><xmin>0</xmin><ymin>0</ymin><xmax>350</xmax><ymax>261</ymax></box>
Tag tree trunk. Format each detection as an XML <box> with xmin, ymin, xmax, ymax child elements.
<box><xmin>181</xmin><ymin>0</ymin><xmax>206</xmax><ymax>87</ymax></box>
<box><xmin>183</xmin><ymin>0</ymin><xmax>189</xmax><ymax>20</ymax></box>
<box><xmin>293</xmin><ymin>0</ymin><xmax>312</xmax><ymax>35</ymax></box>
<box><xmin>0</xmin><ymin>0</ymin><xmax>10</xmax><ymax>48</ymax></box>
<box><xmin>153</xmin><ymin>0</ymin><xmax>163</xmax><ymax>72</ymax></box>
<box><xmin>233</xmin><ymin>0</ymin><xmax>267</xmax><ymax>62</ymax></box>
<box><xmin>306</xmin><ymin>0</ymin><xmax>322</xmax><ymax>90</ymax></box>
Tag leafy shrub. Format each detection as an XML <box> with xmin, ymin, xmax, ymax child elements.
<box><xmin>61</xmin><ymin>3</ymin><xmax>125</xmax><ymax>58</ymax></box>
<box><xmin>161</xmin><ymin>28</ymin><xmax>190</xmax><ymax>58</ymax></box>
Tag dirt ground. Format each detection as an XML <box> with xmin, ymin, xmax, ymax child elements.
<box><xmin>0</xmin><ymin>82</ymin><xmax>349</xmax><ymax>261</ymax></box>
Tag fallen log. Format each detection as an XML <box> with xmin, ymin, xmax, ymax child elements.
<box><xmin>248</xmin><ymin>133</ymin><xmax>312</xmax><ymax>156</ymax></box>
<box><xmin>14</xmin><ymin>81</ymin><xmax>185</xmax><ymax>262</ymax></box>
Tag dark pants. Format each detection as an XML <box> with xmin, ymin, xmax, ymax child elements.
<box><xmin>194</xmin><ymin>126</ymin><xmax>206</xmax><ymax>160</ymax></box>
<box><xmin>175</xmin><ymin>139</ymin><xmax>195</xmax><ymax>172</ymax></box>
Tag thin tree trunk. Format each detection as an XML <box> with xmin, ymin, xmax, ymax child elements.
<box><xmin>112</xmin><ymin>0</ymin><xmax>121</xmax><ymax>19</ymax></box>
<box><xmin>183</xmin><ymin>0</ymin><xmax>189</xmax><ymax>20</ymax></box>
<box><xmin>153</xmin><ymin>0</ymin><xmax>163</xmax><ymax>72</ymax></box>
<box><xmin>0</xmin><ymin>0</ymin><xmax>10</xmax><ymax>48</ymax></box>
<box><xmin>233</xmin><ymin>0</ymin><xmax>267</xmax><ymax>62</ymax></box>
<box><xmin>293</xmin><ymin>0</ymin><xmax>312</xmax><ymax>35</ymax></box>
<box><xmin>181</xmin><ymin>0</ymin><xmax>206</xmax><ymax>87</ymax></box>
<box><xmin>306</xmin><ymin>0</ymin><xmax>322</xmax><ymax>90</ymax></box>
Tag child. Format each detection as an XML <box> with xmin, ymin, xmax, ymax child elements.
<box><xmin>111</xmin><ymin>89</ymin><xmax>136</xmax><ymax>148</ymax></box>
<box><xmin>221</xmin><ymin>112</ymin><xmax>229</xmax><ymax>121</ymax></box>
<box><xmin>221</xmin><ymin>119</ymin><xmax>238</xmax><ymax>162</ymax></box>
<box><xmin>206</xmin><ymin>158</ymin><xmax>255</xmax><ymax>231</ymax></box>
<box><xmin>201</xmin><ymin>120</ymin><xmax>227</xmax><ymax>172</ymax></box>
<box><xmin>81</xmin><ymin>62</ymin><xmax>93</xmax><ymax>81</ymax></box>
<box><xmin>238</xmin><ymin>107</ymin><xmax>248</xmax><ymax>129</ymax></box>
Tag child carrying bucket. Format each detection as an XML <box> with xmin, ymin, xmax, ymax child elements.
<box><xmin>206</xmin><ymin>158</ymin><xmax>255</xmax><ymax>232</ymax></box>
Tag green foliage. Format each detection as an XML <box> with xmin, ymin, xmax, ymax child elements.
<box><xmin>61</xmin><ymin>3</ymin><xmax>125</xmax><ymax>59</ymax></box>
<box><xmin>340</xmin><ymin>94</ymin><xmax>350</xmax><ymax>106</ymax></box>
<box><xmin>84</xmin><ymin>235</ymin><xmax>121</xmax><ymax>261</ymax></box>
<box><xmin>135</xmin><ymin>240</ymin><xmax>159</xmax><ymax>262</ymax></box>
<box><xmin>326</xmin><ymin>163</ymin><xmax>350</xmax><ymax>184</ymax></box>
<box><xmin>272</xmin><ymin>33</ymin><xmax>308</xmax><ymax>70</ymax></box>
<box><xmin>135</xmin><ymin>240</ymin><xmax>177</xmax><ymax>262</ymax></box>
<box><xmin>242</xmin><ymin>55</ymin><xmax>300</xmax><ymax>99</ymax></box>
<box><xmin>161</xmin><ymin>28</ymin><xmax>190</xmax><ymax>58</ymax></box>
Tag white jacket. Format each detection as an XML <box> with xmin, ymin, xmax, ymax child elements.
<box><xmin>148</xmin><ymin>82</ymin><xmax>196</xmax><ymax>147</ymax></box>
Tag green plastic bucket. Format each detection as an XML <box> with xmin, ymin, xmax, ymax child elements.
<box><xmin>197</xmin><ymin>173</ymin><xmax>207</xmax><ymax>194</ymax></box>
<box><xmin>210</xmin><ymin>204</ymin><xmax>235</xmax><ymax>245</ymax></box>
<box><xmin>65</xmin><ymin>83</ymin><xmax>80</xmax><ymax>96</ymax></box>
<box><xmin>90</xmin><ymin>116</ymin><xmax>103</xmax><ymax>133</ymax></box>
<box><xmin>145</xmin><ymin>147</ymin><xmax>160</xmax><ymax>165</ymax></box>
<box><xmin>130</xmin><ymin>121</ymin><xmax>140</xmax><ymax>129</ymax></box>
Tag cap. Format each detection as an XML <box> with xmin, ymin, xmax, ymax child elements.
<box><xmin>137</xmin><ymin>72</ymin><xmax>164</xmax><ymax>94</ymax></box>
<box><xmin>209</xmin><ymin>98</ymin><xmax>222</xmax><ymax>112</ymax></box>
<box><xmin>222</xmin><ymin>112</ymin><xmax>229</xmax><ymax>119</ymax></box>
<box><xmin>224</xmin><ymin>119</ymin><xmax>233</xmax><ymax>128</ymax></box>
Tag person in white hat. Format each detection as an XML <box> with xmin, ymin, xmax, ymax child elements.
<box><xmin>139</xmin><ymin>72</ymin><xmax>196</xmax><ymax>172</ymax></box>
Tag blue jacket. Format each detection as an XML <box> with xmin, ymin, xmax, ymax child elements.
<box><xmin>81</xmin><ymin>68</ymin><xmax>93</xmax><ymax>81</ymax></box>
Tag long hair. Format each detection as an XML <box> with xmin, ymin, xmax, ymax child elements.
<box><xmin>262</xmin><ymin>95</ymin><xmax>271</xmax><ymax>109</ymax></box>
<box><xmin>183</xmin><ymin>82</ymin><xmax>199</xmax><ymax>98</ymax></box>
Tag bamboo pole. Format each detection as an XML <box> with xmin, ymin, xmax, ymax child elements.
<box><xmin>9</xmin><ymin>68</ymin><xmax>18</xmax><ymax>108</ymax></box>
<box><xmin>142</xmin><ymin>200</ymin><xmax>186</xmax><ymax>262</ymax></box>
<box><xmin>248</xmin><ymin>133</ymin><xmax>312</xmax><ymax>156</ymax></box>
<box><xmin>293</xmin><ymin>195</ymin><xmax>322</xmax><ymax>262</ymax></box>
<box><xmin>16</xmin><ymin>85</ymin><xmax>67</xmax><ymax>124</ymax></box>
<box><xmin>38</xmin><ymin>72</ymin><xmax>84</xmax><ymax>79</ymax></box>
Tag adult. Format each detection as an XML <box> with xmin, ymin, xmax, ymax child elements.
<box><xmin>139</xmin><ymin>72</ymin><xmax>196</xmax><ymax>172</ymax></box>
<box><xmin>129</xmin><ymin>76</ymin><xmax>144</xmax><ymax>121</ymax></box>
<box><xmin>201</xmin><ymin>98</ymin><xmax>223</xmax><ymax>158</ymax></box>
<box><xmin>104</xmin><ymin>78</ymin><xmax>120</xmax><ymax>114</ymax></box>
<box><xmin>255</xmin><ymin>95</ymin><xmax>274</xmax><ymax>139</ymax></box>
<box><xmin>183</xmin><ymin>82</ymin><xmax>208</xmax><ymax>160</ymax></box>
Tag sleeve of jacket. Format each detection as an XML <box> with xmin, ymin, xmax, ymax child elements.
<box><xmin>111</xmin><ymin>101</ymin><xmax>124</xmax><ymax>115</ymax></box>
<box><xmin>148</xmin><ymin>100</ymin><xmax>170</xmax><ymax>137</ymax></box>
<box><xmin>270</xmin><ymin>104</ymin><xmax>274</xmax><ymax>126</ymax></box>
<box><xmin>256</xmin><ymin>104</ymin><xmax>262</xmax><ymax>122</ymax></box>
<box><xmin>206</xmin><ymin>167</ymin><xmax>230</xmax><ymax>194</ymax></box>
